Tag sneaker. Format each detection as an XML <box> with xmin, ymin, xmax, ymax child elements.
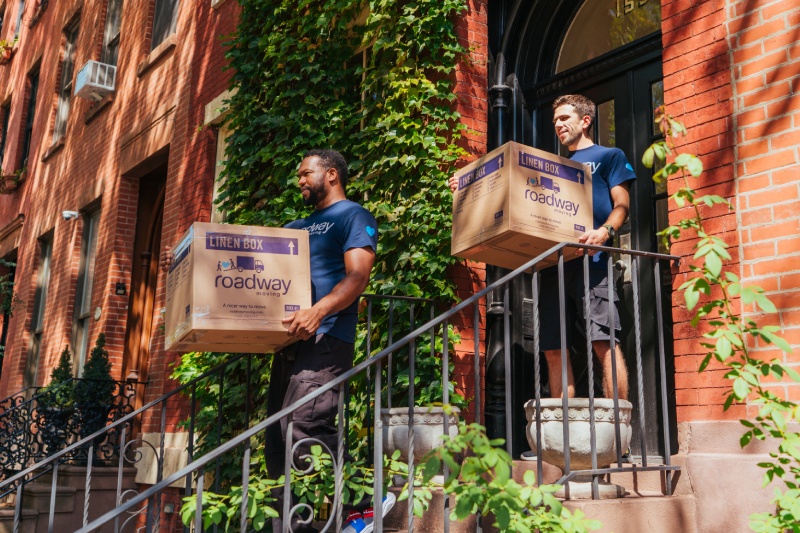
<box><xmin>520</xmin><ymin>450</ymin><xmax>537</xmax><ymax>461</ymax></box>
<box><xmin>342</xmin><ymin>511</ymin><xmax>367</xmax><ymax>533</ymax></box>
<box><xmin>361</xmin><ymin>492</ymin><xmax>397</xmax><ymax>533</ymax></box>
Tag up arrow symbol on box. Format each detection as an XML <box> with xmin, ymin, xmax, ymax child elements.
<box><xmin>288</xmin><ymin>241</ymin><xmax>295</xmax><ymax>254</ymax></box>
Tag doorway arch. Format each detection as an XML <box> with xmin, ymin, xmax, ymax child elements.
<box><xmin>487</xmin><ymin>0</ymin><xmax>676</xmax><ymax>459</ymax></box>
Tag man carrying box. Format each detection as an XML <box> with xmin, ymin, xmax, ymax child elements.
<box><xmin>162</xmin><ymin>149</ymin><xmax>392</xmax><ymax>532</ymax></box>
<box><xmin>448</xmin><ymin>94</ymin><xmax>635</xmax><ymax>402</ymax></box>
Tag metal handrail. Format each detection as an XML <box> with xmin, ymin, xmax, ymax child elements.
<box><xmin>75</xmin><ymin>241</ymin><xmax>680</xmax><ymax>532</ymax></box>
<box><xmin>2</xmin><ymin>241</ymin><xmax>681</xmax><ymax>532</ymax></box>
<box><xmin>0</xmin><ymin>386</ymin><xmax>39</xmax><ymax>406</ymax></box>
<box><xmin>0</xmin><ymin>357</ymin><xmax>249</xmax><ymax>494</ymax></box>
<box><xmin>0</xmin><ymin>294</ymin><xmax>437</xmax><ymax>494</ymax></box>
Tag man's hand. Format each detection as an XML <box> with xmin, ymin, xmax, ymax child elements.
<box><xmin>578</xmin><ymin>227</ymin><xmax>610</xmax><ymax>256</ymax></box>
<box><xmin>282</xmin><ymin>246</ymin><xmax>375</xmax><ymax>341</ymax></box>
<box><xmin>159</xmin><ymin>245</ymin><xmax>174</xmax><ymax>273</ymax></box>
<box><xmin>282</xmin><ymin>307</ymin><xmax>324</xmax><ymax>341</ymax></box>
<box><xmin>448</xmin><ymin>175</ymin><xmax>458</xmax><ymax>193</ymax></box>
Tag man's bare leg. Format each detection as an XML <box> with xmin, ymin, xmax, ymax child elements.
<box><xmin>544</xmin><ymin>349</ymin><xmax>575</xmax><ymax>398</ymax></box>
<box><xmin>592</xmin><ymin>340</ymin><xmax>628</xmax><ymax>401</ymax></box>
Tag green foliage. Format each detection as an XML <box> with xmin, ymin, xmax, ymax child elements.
<box><xmin>356</xmin><ymin>299</ymin><xmax>468</xmax><ymax>410</ymax></box>
<box><xmin>220</xmin><ymin>0</ymin><xmax>467</xmax><ymax>302</ymax></box>
<box><xmin>0</xmin><ymin>36</ymin><xmax>17</xmax><ymax>52</ymax></box>
<box><xmin>74</xmin><ymin>333</ymin><xmax>115</xmax><ymax>438</ymax></box>
<box><xmin>413</xmin><ymin>418</ymin><xmax>601</xmax><ymax>532</ymax></box>
<box><xmin>0</xmin><ymin>259</ymin><xmax>21</xmax><ymax>316</ymax></box>
<box><xmin>171</xmin><ymin>351</ymin><xmax>272</xmax><ymax>490</ymax></box>
<box><xmin>643</xmin><ymin>108</ymin><xmax>798</xmax><ymax>532</ymax></box>
<box><xmin>38</xmin><ymin>346</ymin><xmax>74</xmax><ymax>409</ymax></box>
<box><xmin>180</xmin><ymin>446</ymin><xmax>408</xmax><ymax>531</ymax></box>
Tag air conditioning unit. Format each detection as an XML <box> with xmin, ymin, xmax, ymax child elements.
<box><xmin>75</xmin><ymin>60</ymin><xmax>117</xmax><ymax>101</ymax></box>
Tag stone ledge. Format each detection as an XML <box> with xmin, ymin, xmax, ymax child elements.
<box><xmin>41</xmin><ymin>137</ymin><xmax>65</xmax><ymax>162</ymax></box>
<box><xmin>83</xmin><ymin>93</ymin><xmax>114</xmax><ymax>124</ymax></box>
<box><xmin>137</xmin><ymin>33</ymin><xmax>177</xmax><ymax>78</ymax></box>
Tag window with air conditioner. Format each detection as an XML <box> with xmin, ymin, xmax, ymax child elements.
<box><xmin>76</xmin><ymin>0</ymin><xmax>121</xmax><ymax>103</ymax></box>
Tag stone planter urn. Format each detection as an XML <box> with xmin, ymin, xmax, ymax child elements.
<box><xmin>381</xmin><ymin>406</ymin><xmax>459</xmax><ymax>464</ymax></box>
<box><xmin>524</xmin><ymin>398</ymin><xmax>632</xmax><ymax>499</ymax></box>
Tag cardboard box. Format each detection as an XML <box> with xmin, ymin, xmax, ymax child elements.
<box><xmin>164</xmin><ymin>222</ymin><xmax>312</xmax><ymax>353</ymax></box>
<box><xmin>451</xmin><ymin>141</ymin><xmax>593</xmax><ymax>270</ymax></box>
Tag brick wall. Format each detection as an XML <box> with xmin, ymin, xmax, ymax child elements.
<box><xmin>728</xmin><ymin>0</ymin><xmax>800</xmax><ymax>402</ymax></box>
<box><xmin>662</xmin><ymin>0</ymin><xmax>740</xmax><ymax>421</ymax></box>
<box><xmin>663</xmin><ymin>0</ymin><xmax>799</xmax><ymax>421</ymax></box>
<box><xmin>451</xmin><ymin>0</ymin><xmax>489</xmax><ymax>423</ymax></box>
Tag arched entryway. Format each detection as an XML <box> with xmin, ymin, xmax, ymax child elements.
<box><xmin>487</xmin><ymin>0</ymin><xmax>676</xmax><ymax>459</ymax></box>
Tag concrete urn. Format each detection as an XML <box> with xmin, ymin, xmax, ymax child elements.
<box><xmin>380</xmin><ymin>406</ymin><xmax>460</xmax><ymax>463</ymax></box>
<box><xmin>524</xmin><ymin>398</ymin><xmax>633</xmax><ymax>498</ymax></box>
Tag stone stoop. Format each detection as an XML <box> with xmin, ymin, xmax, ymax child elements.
<box><xmin>0</xmin><ymin>507</ymin><xmax>38</xmax><ymax>533</ymax></box>
<box><xmin>564</xmin><ymin>494</ymin><xmax>697</xmax><ymax>533</ymax></box>
<box><xmin>0</xmin><ymin>465</ymin><xmax>138</xmax><ymax>533</ymax></box>
<box><xmin>382</xmin><ymin>461</ymin><xmax>695</xmax><ymax>533</ymax></box>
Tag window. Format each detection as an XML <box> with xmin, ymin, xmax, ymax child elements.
<box><xmin>0</xmin><ymin>254</ymin><xmax>16</xmax><ymax>380</ymax></box>
<box><xmin>20</xmin><ymin>67</ymin><xmax>38</xmax><ymax>169</ymax></box>
<box><xmin>210</xmin><ymin>122</ymin><xmax>231</xmax><ymax>223</ymax></box>
<box><xmin>53</xmin><ymin>20</ymin><xmax>80</xmax><ymax>143</ymax></box>
<box><xmin>151</xmin><ymin>0</ymin><xmax>178</xmax><ymax>51</ymax></box>
<box><xmin>12</xmin><ymin>0</ymin><xmax>22</xmax><ymax>40</ymax></box>
<box><xmin>0</xmin><ymin>4</ymin><xmax>6</xmax><ymax>36</ymax></box>
<box><xmin>101</xmin><ymin>0</ymin><xmax>123</xmax><ymax>65</ymax></box>
<box><xmin>73</xmin><ymin>210</ymin><xmax>99</xmax><ymax>374</ymax></box>
<box><xmin>0</xmin><ymin>102</ymin><xmax>10</xmax><ymax>168</ymax></box>
<box><xmin>26</xmin><ymin>238</ymin><xmax>51</xmax><ymax>386</ymax></box>
<box><xmin>556</xmin><ymin>0</ymin><xmax>661</xmax><ymax>73</ymax></box>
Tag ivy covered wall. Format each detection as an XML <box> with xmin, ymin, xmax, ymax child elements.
<box><xmin>219</xmin><ymin>0</ymin><xmax>487</xmax><ymax>303</ymax></box>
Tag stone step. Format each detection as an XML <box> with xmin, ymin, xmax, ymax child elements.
<box><xmin>377</xmin><ymin>493</ymin><xmax>696</xmax><ymax>533</ymax></box>
<box><xmin>512</xmin><ymin>457</ymin><xmax>681</xmax><ymax>496</ymax></box>
<box><xmin>565</xmin><ymin>493</ymin><xmax>697</xmax><ymax>533</ymax></box>
<box><xmin>0</xmin><ymin>506</ymin><xmax>38</xmax><ymax>533</ymax></box>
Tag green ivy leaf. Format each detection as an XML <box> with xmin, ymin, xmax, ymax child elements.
<box><xmin>733</xmin><ymin>378</ymin><xmax>749</xmax><ymax>400</ymax></box>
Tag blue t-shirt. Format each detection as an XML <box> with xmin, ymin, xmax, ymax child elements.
<box><xmin>570</xmin><ymin>144</ymin><xmax>637</xmax><ymax>267</ymax></box>
<box><xmin>285</xmin><ymin>200</ymin><xmax>378</xmax><ymax>342</ymax></box>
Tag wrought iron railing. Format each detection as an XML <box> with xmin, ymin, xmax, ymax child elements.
<box><xmin>0</xmin><ymin>378</ymin><xmax>140</xmax><ymax>478</ymax></box>
<box><xmin>0</xmin><ymin>294</ymin><xmax>442</xmax><ymax>532</ymax></box>
<box><xmin>0</xmin><ymin>243</ymin><xmax>681</xmax><ymax>533</ymax></box>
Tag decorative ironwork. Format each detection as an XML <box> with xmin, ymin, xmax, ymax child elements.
<box><xmin>0</xmin><ymin>378</ymin><xmax>139</xmax><ymax>480</ymax></box>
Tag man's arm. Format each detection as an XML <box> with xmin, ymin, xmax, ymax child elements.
<box><xmin>579</xmin><ymin>181</ymin><xmax>631</xmax><ymax>255</ymax></box>
<box><xmin>282</xmin><ymin>246</ymin><xmax>376</xmax><ymax>341</ymax></box>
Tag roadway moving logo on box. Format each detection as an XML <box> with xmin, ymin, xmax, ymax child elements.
<box><xmin>451</xmin><ymin>141</ymin><xmax>593</xmax><ymax>270</ymax></box>
<box><xmin>165</xmin><ymin>223</ymin><xmax>311</xmax><ymax>353</ymax></box>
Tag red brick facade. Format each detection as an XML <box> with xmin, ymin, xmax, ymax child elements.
<box><xmin>451</xmin><ymin>0</ymin><xmax>490</xmax><ymax>422</ymax></box>
<box><xmin>0</xmin><ymin>0</ymin><xmax>239</xmax><ymax>424</ymax></box>
<box><xmin>662</xmin><ymin>0</ymin><xmax>799</xmax><ymax>422</ymax></box>
<box><xmin>0</xmin><ymin>0</ymin><xmax>796</xmax><ymax>512</ymax></box>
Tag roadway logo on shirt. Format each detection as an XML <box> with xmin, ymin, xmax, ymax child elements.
<box><xmin>366</xmin><ymin>225</ymin><xmax>376</xmax><ymax>237</ymax></box>
<box><xmin>303</xmin><ymin>222</ymin><xmax>335</xmax><ymax>235</ymax></box>
<box><xmin>587</xmin><ymin>162</ymin><xmax>602</xmax><ymax>174</ymax></box>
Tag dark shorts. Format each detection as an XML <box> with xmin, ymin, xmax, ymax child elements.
<box><xmin>537</xmin><ymin>259</ymin><xmax>621</xmax><ymax>351</ymax></box>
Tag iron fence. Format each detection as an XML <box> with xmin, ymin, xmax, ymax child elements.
<box><xmin>0</xmin><ymin>378</ymin><xmax>140</xmax><ymax>480</ymax></box>
<box><xmin>0</xmin><ymin>242</ymin><xmax>681</xmax><ymax>533</ymax></box>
